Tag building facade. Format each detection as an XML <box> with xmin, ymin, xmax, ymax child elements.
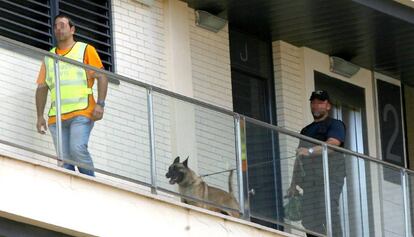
<box><xmin>0</xmin><ymin>0</ymin><xmax>414</xmax><ymax>236</ymax></box>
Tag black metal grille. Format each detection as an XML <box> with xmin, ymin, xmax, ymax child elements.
<box><xmin>60</xmin><ymin>0</ymin><xmax>113</xmax><ymax>71</ymax></box>
<box><xmin>0</xmin><ymin>0</ymin><xmax>113</xmax><ymax>71</ymax></box>
<box><xmin>0</xmin><ymin>0</ymin><xmax>52</xmax><ymax>49</ymax></box>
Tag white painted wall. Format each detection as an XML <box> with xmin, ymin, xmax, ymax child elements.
<box><xmin>188</xmin><ymin>6</ymin><xmax>236</xmax><ymax>193</ymax></box>
<box><xmin>272</xmin><ymin>41</ymin><xmax>308</xmax><ymax>235</ymax></box>
<box><xmin>273</xmin><ymin>41</ymin><xmax>306</xmax><ymax>132</ymax></box>
<box><xmin>112</xmin><ymin>0</ymin><xmax>167</xmax><ymax>87</ymax></box>
<box><xmin>189</xmin><ymin>10</ymin><xmax>232</xmax><ymax>110</ymax></box>
<box><xmin>0</xmin><ymin>47</ymin><xmax>54</xmax><ymax>164</ymax></box>
<box><xmin>108</xmin><ymin>0</ymin><xmax>168</xmax><ymax>185</ymax></box>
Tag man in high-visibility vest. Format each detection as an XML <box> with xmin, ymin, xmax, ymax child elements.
<box><xmin>35</xmin><ymin>14</ymin><xmax>108</xmax><ymax>177</ymax></box>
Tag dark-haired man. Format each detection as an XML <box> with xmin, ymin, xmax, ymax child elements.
<box><xmin>35</xmin><ymin>14</ymin><xmax>108</xmax><ymax>176</ymax></box>
<box><xmin>288</xmin><ymin>90</ymin><xmax>346</xmax><ymax>237</ymax></box>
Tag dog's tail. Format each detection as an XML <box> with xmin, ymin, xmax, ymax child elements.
<box><xmin>228</xmin><ymin>170</ymin><xmax>234</xmax><ymax>195</ymax></box>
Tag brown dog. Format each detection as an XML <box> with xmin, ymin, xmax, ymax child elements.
<box><xmin>165</xmin><ymin>156</ymin><xmax>240</xmax><ymax>217</ymax></box>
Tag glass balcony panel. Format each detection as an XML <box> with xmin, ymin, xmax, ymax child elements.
<box><xmin>370</xmin><ymin>163</ymin><xmax>405</xmax><ymax>237</ymax></box>
<box><xmin>87</xmin><ymin>71</ymin><xmax>151</xmax><ymax>183</ymax></box>
<box><xmin>0</xmin><ymin>39</ymin><xmax>57</xmax><ymax>163</ymax></box>
<box><xmin>328</xmin><ymin>148</ymin><xmax>361</xmax><ymax>237</ymax></box>
<box><xmin>153</xmin><ymin>91</ymin><xmax>240</xmax><ymax>215</ymax></box>
<box><xmin>244</xmin><ymin>120</ymin><xmax>327</xmax><ymax>235</ymax></box>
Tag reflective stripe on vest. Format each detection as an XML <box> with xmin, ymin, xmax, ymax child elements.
<box><xmin>44</xmin><ymin>42</ymin><xmax>92</xmax><ymax>116</ymax></box>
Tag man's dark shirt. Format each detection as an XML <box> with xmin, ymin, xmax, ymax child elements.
<box><xmin>300</xmin><ymin>117</ymin><xmax>346</xmax><ymax>147</ymax></box>
<box><xmin>296</xmin><ymin>116</ymin><xmax>346</xmax><ymax>235</ymax></box>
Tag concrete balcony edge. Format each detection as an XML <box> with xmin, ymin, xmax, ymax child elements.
<box><xmin>0</xmin><ymin>153</ymin><xmax>296</xmax><ymax>237</ymax></box>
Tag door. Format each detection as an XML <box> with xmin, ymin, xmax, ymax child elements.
<box><xmin>230</xmin><ymin>30</ymin><xmax>282</xmax><ymax>228</ymax></box>
<box><xmin>315</xmin><ymin>71</ymin><xmax>370</xmax><ymax>237</ymax></box>
<box><xmin>332</xmin><ymin>105</ymin><xmax>369</xmax><ymax>237</ymax></box>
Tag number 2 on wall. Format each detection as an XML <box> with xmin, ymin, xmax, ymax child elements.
<box><xmin>383</xmin><ymin>104</ymin><xmax>401</xmax><ymax>162</ymax></box>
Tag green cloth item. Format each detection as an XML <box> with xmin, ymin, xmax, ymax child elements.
<box><xmin>284</xmin><ymin>194</ymin><xmax>303</xmax><ymax>221</ymax></box>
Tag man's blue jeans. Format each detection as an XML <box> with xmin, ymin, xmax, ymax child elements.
<box><xmin>49</xmin><ymin>116</ymin><xmax>95</xmax><ymax>176</ymax></box>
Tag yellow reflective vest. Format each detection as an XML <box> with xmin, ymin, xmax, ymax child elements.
<box><xmin>45</xmin><ymin>42</ymin><xmax>92</xmax><ymax>117</ymax></box>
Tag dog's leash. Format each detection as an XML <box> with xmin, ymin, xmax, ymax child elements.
<box><xmin>200</xmin><ymin>155</ymin><xmax>297</xmax><ymax>177</ymax></box>
<box><xmin>200</xmin><ymin>168</ymin><xmax>236</xmax><ymax>177</ymax></box>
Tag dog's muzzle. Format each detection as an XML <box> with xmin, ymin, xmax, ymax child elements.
<box><xmin>166</xmin><ymin>171</ymin><xmax>182</xmax><ymax>184</ymax></box>
<box><xmin>166</xmin><ymin>171</ymin><xmax>176</xmax><ymax>184</ymax></box>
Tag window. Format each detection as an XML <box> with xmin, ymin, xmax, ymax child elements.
<box><xmin>0</xmin><ymin>0</ymin><xmax>114</xmax><ymax>71</ymax></box>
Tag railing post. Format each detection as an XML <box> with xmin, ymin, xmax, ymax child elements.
<box><xmin>147</xmin><ymin>87</ymin><xmax>157</xmax><ymax>194</ymax></box>
<box><xmin>234</xmin><ymin>114</ymin><xmax>245</xmax><ymax>217</ymax></box>
<box><xmin>322</xmin><ymin>144</ymin><xmax>333</xmax><ymax>237</ymax></box>
<box><xmin>53</xmin><ymin>59</ymin><xmax>63</xmax><ymax>161</ymax></box>
<box><xmin>234</xmin><ymin>114</ymin><xmax>250</xmax><ymax>220</ymax></box>
<box><xmin>401</xmin><ymin>169</ymin><xmax>412</xmax><ymax>237</ymax></box>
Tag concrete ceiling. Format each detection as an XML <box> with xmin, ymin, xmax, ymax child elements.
<box><xmin>186</xmin><ymin>0</ymin><xmax>414</xmax><ymax>86</ymax></box>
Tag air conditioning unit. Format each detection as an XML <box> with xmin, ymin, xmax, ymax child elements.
<box><xmin>132</xmin><ymin>0</ymin><xmax>154</xmax><ymax>6</ymax></box>
<box><xmin>329</xmin><ymin>56</ymin><xmax>360</xmax><ymax>78</ymax></box>
<box><xmin>195</xmin><ymin>10</ymin><xmax>227</xmax><ymax>33</ymax></box>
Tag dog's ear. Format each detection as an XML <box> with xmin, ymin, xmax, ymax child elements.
<box><xmin>183</xmin><ymin>157</ymin><xmax>189</xmax><ymax>167</ymax></box>
<box><xmin>173</xmin><ymin>156</ymin><xmax>180</xmax><ymax>164</ymax></box>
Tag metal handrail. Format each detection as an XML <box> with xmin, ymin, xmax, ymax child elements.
<box><xmin>1</xmin><ymin>34</ymin><xmax>407</xmax><ymax>174</ymax></box>
<box><xmin>0</xmin><ymin>35</ymin><xmax>234</xmax><ymax>116</ymax></box>
<box><xmin>243</xmin><ymin>116</ymin><xmax>414</xmax><ymax>174</ymax></box>
<box><xmin>1</xmin><ymin>33</ymin><xmax>412</xmax><ymax>237</ymax></box>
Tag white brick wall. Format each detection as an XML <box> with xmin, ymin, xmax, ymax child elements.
<box><xmin>189</xmin><ymin>9</ymin><xmax>232</xmax><ymax>110</ymax></box>
<box><xmin>273</xmin><ymin>41</ymin><xmax>305</xmax><ymax>132</ymax></box>
<box><xmin>188</xmin><ymin>9</ymin><xmax>237</xmax><ymax>195</ymax></box>
<box><xmin>272</xmin><ymin>41</ymin><xmax>307</xmax><ymax>216</ymax></box>
<box><xmin>0</xmin><ymin>47</ymin><xmax>54</xmax><ymax>163</ymax></box>
<box><xmin>112</xmin><ymin>0</ymin><xmax>167</xmax><ymax>87</ymax></box>
<box><xmin>110</xmin><ymin>0</ymin><xmax>174</xmax><ymax>187</ymax></box>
